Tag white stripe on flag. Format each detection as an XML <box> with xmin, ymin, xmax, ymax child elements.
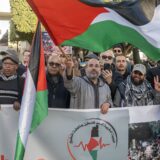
<box><xmin>91</xmin><ymin>6</ymin><xmax>160</xmax><ymax>48</ymax></box>
<box><xmin>18</xmin><ymin>69</ymin><xmax>36</xmax><ymax>147</ymax></box>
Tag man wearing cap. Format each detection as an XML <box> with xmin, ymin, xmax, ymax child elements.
<box><xmin>114</xmin><ymin>64</ymin><xmax>160</xmax><ymax>107</ymax></box>
<box><xmin>0</xmin><ymin>49</ymin><xmax>24</xmax><ymax>110</ymax></box>
<box><xmin>80</xmin><ymin>52</ymin><xmax>99</xmax><ymax>77</ymax></box>
<box><xmin>84</xmin><ymin>52</ymin><xmax>99</xmax><ymax>62</ymax></box>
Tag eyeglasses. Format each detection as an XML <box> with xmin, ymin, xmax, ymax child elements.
<box><xmin>48</xmin><ymin>62</ymin><xmax>61</xmax><ymax>67</ymax></box>
<box><xmin>133</xmin><ymin>71</ymin><xmax>143</xmax><ymax>76</ymax></box>
<box><xmin>102</xmin><ymin>55</ymin><xmax>113</xmax><ymax>60</ymax></box>
<box><xmin>3</xmin><ymin>62</ymin><xmax>16</xmax><ymax>66</ymax></box>
<box><xmin>113</xmin><ymin>49</ymin><xmax>122</xmax><ymax>53</ymax></box>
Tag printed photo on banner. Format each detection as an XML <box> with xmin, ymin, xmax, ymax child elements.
<box><xmin>42</xmin><ymin>31</ymin><xmax>72</xmax><ymax>57</ymax></box>
<box><xmin>42</xmin><ymin>31</ymin><xmax>55</xmax><ymax>53</ymax></box>
<box><xmin>128</xmin><ymin>120</ymin><xmax>160</xmax><ymax>160</ymax></box>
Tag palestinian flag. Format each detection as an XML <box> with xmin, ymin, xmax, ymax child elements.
<box><xmin>14</xmin><ymin>22</ymin><xmax>48</xmax><ymax>160</ymax></box>
<box><xmin>27</xmin><ymin>0</ymin><xmax>160</xmax><ymax>60</ymax></box>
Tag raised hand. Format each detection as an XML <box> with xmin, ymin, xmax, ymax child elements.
<box><xmin>102</xmin><ymin>70</ymin><xmax>112</xmax><ymax>85</ymax></box>
<box><xmin>154</xmin><ymin>76</ymin><xmax>160</xmax><ymax>92</ymax></box>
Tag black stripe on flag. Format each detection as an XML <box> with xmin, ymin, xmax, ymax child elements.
<box><xmin>28</xmin><ymin>22</ymin><xmax>41</xmax><ymax>88</ymax></box>
<box><xmin>80</xmin><ymin>0</ymin><xmax>157</xmax><ymax>25</ymax></box>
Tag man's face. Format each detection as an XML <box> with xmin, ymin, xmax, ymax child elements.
<box><xmin>115</xmin><ymin>55</ymin><xmax>127</xmax><ymax>72</ymax></box>
<box><xmin>131</xmin><ymin>70</ymin><xmax>145</xmax><ymax>85</ymax></box>
<box><xmin>113</xmin><ymin>47</ymin><xmax>123</xmax><ymax>56</ymax></box>
<box><xmin>2</xmin><ymin>59</ymin><xmax>18</xmax><ymax>77</ymax></box>
<box><xmin>85</xmin><ymin>59</ymin><xmax>101</xmax><ymax>80</ymax></box>
<box><xmin>47</xmin><ymin>56</ymin><xmax>61</xmax><ymax>76</ymax></box>
<box><xmin>100</xmin><ymin>50</ymin><xmax>114</xmax><ymax>65</ymax></box>
<box><xmin>23</xmin><ymin>51</ymin><xmax>31</xmax><ymax>66</ymax></box>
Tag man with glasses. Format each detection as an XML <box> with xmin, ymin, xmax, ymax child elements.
<box><xmin>112</xmin><ymin>44</ymin><xmax>124</xmax><ymax>56</ymax></box>
<box><xmin>100</xmin><ymin>50</ymin><xmax>114</xmax><ymax>84</ymax></box>
<box><xmin>114</xmin><ymin>64</ymin><xmax>160</xmax><ymax>107</ymax></box>
<box><xmin>46</xmin><ymin>55</ymin><xmax>70</xmax><ymax>108</ymax></box>
<box><xmin>0</xmin><ymin>50</ymin><xmax>24</xmax><ymax>110</ymax></box>
<box><xmin>100</xmin><ymin>50</ymin><xmax>114</xmax><ymax>66</ymax></box>
<box><xmin>100</xmin><ymin>50</ymin><xmax>123</xmax><ymax>99</ymax></box>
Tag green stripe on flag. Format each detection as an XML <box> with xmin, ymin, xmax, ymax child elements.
<box><xmin>63</xmin><ymin>21</ymin><xmax>160</xmax><ymax>60</ymax></box>
<box><xmin>30</xmin><ymin>90</ymin><xmax>48</xmax><ymax>133</ymax></box>
<box><xmin>14</xmin><ymin>132</ymin><xmax>25</xmax><ymax>160</ymax></box>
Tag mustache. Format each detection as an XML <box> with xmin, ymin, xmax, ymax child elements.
<box><xmin>119</xmin><ymin>64</ymin><xmax>125</xmax><ymax>67</ymax></box>
<box><xmin>90</xmin><ymin>69</ymin><xmax>99</xmax><ymax>73</ymax></box>
<box><xmin>86</xmin><ymin>69</ymin><xmax>100</xmax><ymax>76</ymax></box>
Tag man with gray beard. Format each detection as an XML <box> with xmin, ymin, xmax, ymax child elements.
<box><xmin>63</xmin><ymin>58</ymin><xmax>112</xmax><ymax>114</ymax></box>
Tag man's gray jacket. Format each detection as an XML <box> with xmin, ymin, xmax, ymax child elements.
<box><xmin>63</xmin><ymin>75</ymin><xmax>113</xmax><ymax>109</ymax></box>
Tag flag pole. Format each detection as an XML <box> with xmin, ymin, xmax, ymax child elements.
<box><xmin>14</xmin><ymin>21</ymin><xmax>48</xmax><ymax>160</ymax></box>
<box><xmin>58</xmin><ymin>45</ymin><xmax>69</xmax><ymax>59</ymax></box>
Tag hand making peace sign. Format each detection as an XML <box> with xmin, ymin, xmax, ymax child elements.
<box><xmin>154</xmin><ymin>75</ymin><xmax>160</xmax><ymax>92</ymax></box>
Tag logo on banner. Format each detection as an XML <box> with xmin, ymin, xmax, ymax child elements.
<box><xmin>67</xmin><ymin>118</ymin><xmax>118</xmax><ymax>160</ymax></box>
<box><xmin>0</xmin><ymin>154</ymin><xmax>8</xmax><ymax>160</ymax></box>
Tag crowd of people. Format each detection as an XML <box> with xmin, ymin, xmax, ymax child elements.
<box><xmin>1</xmin><ymin>44</ymin><xmax>160</xmax><ymax>112</ymax></box>
<box><xmin>128</xmin><ymin>121</ymin><xmax>160</xmax><ymax>160</ymax></box>
<box><xmin>129</xmin><ymin>136</ymin><xmax>160</xmax><ymax>160</ymax></box>
<box><xmin>0</xmin><ymin>43</ymin><xmax>160</xmax><ymax>159</ymax></box>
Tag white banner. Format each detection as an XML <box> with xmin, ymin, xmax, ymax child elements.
<box><xmin>0</xmin><ymin>105</ymin><xmax>160</xmax><ymax>160</ymax></box>
<box><xmin>0</xmin><ymin>106</ymin><xmax>19</xmax><ymax>160</ymax></box>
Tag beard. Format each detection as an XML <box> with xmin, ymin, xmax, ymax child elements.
<box><xmin>131</xmin><ymin>76</ymin><xmax>144</xmax><ymax>86</ymax></box>
<box><xmin>117</xmin><ymin>66</ymin><xmax>125</xmax><ymax>72</ymax></box>
<box><xmin>118</xmin><ymin>68</ymin><xmax>125</xmax><ymax>71</ymax></box>
<box><xmin>85</xmin><ymin>70</ymin><xmax>100</xmax><ymax>80</ymax></box>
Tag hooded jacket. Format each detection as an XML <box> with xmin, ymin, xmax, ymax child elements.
<box><xmin>64</xmin><ymin>75</ymin><xmax>113</xmax><ymax>109</ymax></box>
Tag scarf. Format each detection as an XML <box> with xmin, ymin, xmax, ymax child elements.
<box><xmin>0</xmin><ymin>73</ymin><xmax>17</xmax><ymax>81</ymax></box>
<box><xmin>124</xmin><ymin>76</ymin><xmax>153</xmax><ymax>107</ymax></box>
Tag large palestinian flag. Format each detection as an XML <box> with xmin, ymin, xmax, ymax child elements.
<box><xmin>27</xmin><ymin>0</ymin><xmax>160</xmax><ymax>60</ymax></box>
<box><xmin>14</xmin><ymin>22</ymin><xmax>48</xmax><ymax>160</ymax></box>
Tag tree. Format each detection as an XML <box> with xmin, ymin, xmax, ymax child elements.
<box><xmin>10</xmin><ymin>0</ymin><xmax>37</xmax><ymax>43</ymax></box>
<box><xmin>10</xmin><ymin>20</ymin><xmax>33</xmax><ymax>43</ymax></box>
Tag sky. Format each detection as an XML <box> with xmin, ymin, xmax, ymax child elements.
<box><xmin>0</xmin><ymin>0</ymin><xmax>10</xmax><ymax>12</ymax></box>
<box><xmin>0</xmin><ymin>0</ymin><xmax>10</xmax><ymax>39</ymax></box>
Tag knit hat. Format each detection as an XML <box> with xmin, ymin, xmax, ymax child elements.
<box><xmin>1</xmin><ymin>49</ymin><xmax>19</xmax><ymax>64</ymax></box>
